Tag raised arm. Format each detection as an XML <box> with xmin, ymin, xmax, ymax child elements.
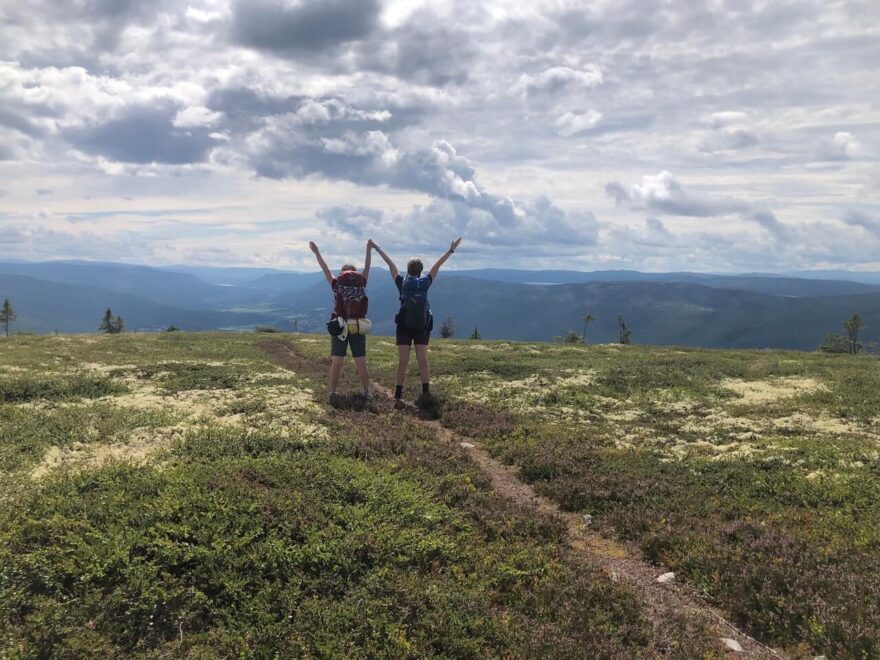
<box><xmin>309</xmin><ymin>241</ymin><xmax>334</xmax><ymax>285</ymax></box>
<box><xmin>428</xmin><ymin>237</ymin><xmax>462</xmax><ymax>281</ymax></box>
<box><xmin>362</xmin><ymin>241</ymin><xmax>372</xmax><ymax>281</ymax></box>
<box><xmin>370</xmin><ymin>240</ymin><xmax>399</xmax><ymax>280</ymax></box>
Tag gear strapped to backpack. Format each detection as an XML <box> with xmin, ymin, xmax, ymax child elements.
<box><xmin>397</xmin><ymin>275</ymin><xmax>432</xmax><ymax>333</ymax></box>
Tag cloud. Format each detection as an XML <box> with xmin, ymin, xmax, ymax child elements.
<box><xmin>172</xmin><ymin>106</ymin><xmax>224</xmax><ymax>128</ymax></box>
<box><xmin>318</xmin><ymin>196</ymin><xmax>598</xmax><ymax>251</ymax></box>
<box><xmin>67</xmin><ymin>102</ymin><xmax>222</xmax><ymax>164</ymax></box>
<box><xmin>606</xmin><ymin>171</ymin><xmax>788</xmax><ymax>238</ymax></box>
<box><xmin>554</xmin><ymin>109</ymin><xmax>602</xmax><ymax>137</ymax></box>
<box><xmin>842</xmin><ymin>209</ymin><xmax>880</xmax><ymax>237</ymax></box>
<box><xmin>230</xmin><ymin>0</ymin><xmax>382</xmax><ymax>55</ymax></box>
<box><xmin>518</xmin><ymin>65</ymin><xmax>604</xmax><ymax>98</ymax></box>
<box><xmin>815</xmin><ymin>131</ymin><xmax>862</xmax><ymax>161</ymax></box>
<box><xmin>700</xmin><ymin>128</ymin><xmax>759</xmax><ymax>152</ymax></box>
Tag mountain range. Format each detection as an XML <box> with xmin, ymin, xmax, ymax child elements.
<box><xmin>1</xmin><ymin>260</ymin><xmax>877</xmax><ymax>350</ymax></box>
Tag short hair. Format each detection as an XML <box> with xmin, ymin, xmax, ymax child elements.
<box><xmin>407</xmin><ymin>258</ymin><xmax>423</xmax><ymax>277</ymax></box>
<box><xmin>340</xmin><ymin>264</ymin><xmax>356</xmax><ymax>273</ymax></box>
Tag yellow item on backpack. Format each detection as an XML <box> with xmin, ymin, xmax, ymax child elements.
<box><xmin>346</xmin><ymin>318</ymin><xmax>372</xmax><ymax>335</ymax></box>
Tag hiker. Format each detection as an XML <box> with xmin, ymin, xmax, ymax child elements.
<box><xmin>372</xmin><ymin>237</ymin><xmax>462</xmax><ymax>402</ymax></box>
<box><xmin>309</xmin><ymin>241</ymin><xmax>372</xmax><ymax>401</ymax></box>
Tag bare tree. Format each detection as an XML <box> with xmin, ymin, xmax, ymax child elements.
<box><xmin>581</xmin><ymin>313</ymin><xmax>596</xmax><ymax>344</ymax></box>
<box><xmin>618</xmin><ymin>315</ymin><xmax>631</xmax><ymax>345</ymax></box>
<box><xmin>440</xmin><ymin>314</ymin><xmax>455</xmax><ymax>338</ymax></box>
<box><xmin>843</xmin><ymin>313</ymin><xmax>865</xmax><ymax>355</ymax></box>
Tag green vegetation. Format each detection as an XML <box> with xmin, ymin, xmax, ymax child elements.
<box><xmin>1</xmin><ymin>333</ymin><xmax>725</xmax><ymax>657</ymax></box>
<box><xmin>321</xmin><ymin>338</ymin><xmax>879</xmax><ymax>658</ymax></box>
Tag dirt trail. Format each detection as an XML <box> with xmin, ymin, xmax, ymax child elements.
<box><xmin>261</xmin><ymin>339</ymin><xmax>785</xmax><ymax>659</ymax></box>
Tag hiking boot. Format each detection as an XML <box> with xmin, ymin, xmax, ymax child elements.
<box><xmin>361</xmin><ymin>388</ymin><xmax>372</xmax><ymax>401</ymax></box>
<box><xmin>329</xmin><ymin>391</ymin><xmax>339</xmax><ymax>406</ymax></box>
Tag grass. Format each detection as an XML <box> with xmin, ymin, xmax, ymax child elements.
<box><xmin>4</xmin><ymin>331</ymin><xmax>878</xmax><ymax>656</ymax></box>
<box><xmin>1</xmin><ymin>333</ymin><xmax>718</xmax><ymax>657</ymax></box>
<box><xmin>353</xmin><ymin>338</ymin><xmax>879</xmax><ymax>658</ymax></box>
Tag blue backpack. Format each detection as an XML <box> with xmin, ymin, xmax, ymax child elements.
<box><xmin>399</xmin><ymin>276</ymin><xmax>431</xmax><ymax>333</ymax></box>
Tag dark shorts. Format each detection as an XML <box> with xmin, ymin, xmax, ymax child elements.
<box><xmin>396</xmin><ymin>327</ymin><xmax>430</xmax><ymax>346</ymax></box>
<box><xmin>330</xmin><ymin>333</ymin><xmax>366</xmax><ymax>358</ymax></box>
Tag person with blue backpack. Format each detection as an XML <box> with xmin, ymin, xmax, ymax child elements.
<box><xmin>371</xmin><ymin>237</ymin><xmax>462</xmax><ymax>402</ymax></box>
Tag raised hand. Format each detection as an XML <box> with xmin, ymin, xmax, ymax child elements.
<box><xmin>309</xmin><ymin>241</ymin><xmax>319</xmax><ymax>254</ymax></box>
<box><xmin>450</xmin><ymin>237</ymin><xmax>462</xmax><ymax>252</ymax></box>
<box><xmin>367</xmin><ymin>239</ymin><xmax>377</xmax><ymax>251</ymax></box>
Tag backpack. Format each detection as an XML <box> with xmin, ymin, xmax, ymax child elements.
<box><xmin>334</xmin><ymin>271</ymin><xmax>368</xmax><ymax>319</ymax></box>
<box><xmin>399</xmin><ymin>275</ymin><xmax>431</xmax><ymax>333</ymax></box>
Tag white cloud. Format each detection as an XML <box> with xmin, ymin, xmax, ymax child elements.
<box><xmin>0</xmin><ymin>0</ymin><xmax>878</xmax><ymax>270</ymax></box>
<box><xmin>172</xmin><ymin>106</ymin><xmax>224</xmax><ymax>128</ymax></box>
<box><xmin>815</xmin><ymin>131</ymin><xmax>863</xmax><ymax>161</ymax></box>
<box><xmin>554</xmin><ymin>109</ymin><xmax>602</xmax><ymax>137</ymax></box>
<box><xmin>518</xmin><ymin>65</ymin><xmax>604</xmax><ymax>98</ymax></box>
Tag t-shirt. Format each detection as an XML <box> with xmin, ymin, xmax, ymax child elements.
<box><xmin>395</xmin><ymin>273</ymin><xmax>432</xmax><ymax>296</ymax></box>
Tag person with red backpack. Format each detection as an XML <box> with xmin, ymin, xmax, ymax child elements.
<box><xmin>372</xmin><ymin>237</ymin><xmax>462</xmax><ymax>402</ymax></box>
<box><xmin>309</xmin><ymin>241</ymin><xmax>372</xmax><ymax>401</ymax></box>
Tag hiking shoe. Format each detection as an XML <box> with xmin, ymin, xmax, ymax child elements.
<box><xmin>329</xmin><ymin>391</ymin><xmax>339</xmax><ymax>405</ymax></box>
<box><xmin>361</xmin><ymin>388</ymin><xmax>372</xmax><ymax>400</ymax></box>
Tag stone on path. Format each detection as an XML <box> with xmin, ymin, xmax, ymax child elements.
<box><xmin>459</xmin><ymin>442</ymin><xmax>475</xmax><ymax>449</ymax></box>
<box><xmin>720</xmin><ymin>637</ymin><xmax>743</xmax><ymax>653</ymax></box>
<box><xmin>582</xmin><ymin>514</ymin><xmax>593</xmax><ymax>525</ymax></box>
<box><xmin>656</xmin><ymin>572</ymin><xmax>675</xmax><ymax>584</ymax></box>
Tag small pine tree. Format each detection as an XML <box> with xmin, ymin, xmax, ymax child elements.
<box><xmin>440</xmin><ymin>314</ymin><xmax>455</xmax><ymax>338</ymax></box>
<box><xmin>1</xmin><ymin>298</ymin><xmax>17</xmax><ymax>337</ymax></box>
<box><xmin>99</xmin><ymin>308</ymin><xmax>115</xmax><ymax>334</ymax></box>
<box><xmin>470</xmin><ymin>326</ymin><xmax>481</xmax><ymax>340</ymax></box>
<box><xmin>617</xmin><ymin>315</ymin><xmax>632</xmax><ymax>345</ymax></box>
<box><xmin>166</xmin><ymin>324</ymin><xmax>180</xmax><ymax>332</ymax></box>
<box><xmin>564</xmin><ymin>330</ymin><xmax>581</xmax><ymax>343</ymax></box>
<box><xmin>113</xmin><ymin>316</ymin><xmax>125</xmax><ymax>333</ymax></box>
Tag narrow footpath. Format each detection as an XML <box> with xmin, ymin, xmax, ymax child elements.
<box><xmin>262</xmin><ymin>339</ymin><xmax>785</xmax><ymax>659</ymax></box>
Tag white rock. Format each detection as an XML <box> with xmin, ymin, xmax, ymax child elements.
<box><xmin>458</xmin><ymin>442</ymin><xmax>475</xmax><ymax>449</ymax></box>
<box><xmin>720</xmin><ymin>638</ymin><xmax>743</xmax><ymax>653</ymax></box>
<box><xmin>583</xmin><ymin>514</ymin><xmax>593</xmax><ymax>525</ymax></box>
<box><xmin>656</xmin><ymin>572</ymin><xmax>675</xmax><ymax>584</ymax></box>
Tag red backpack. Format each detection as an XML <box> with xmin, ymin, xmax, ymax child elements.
<box><xmin>333</xmin><ymin>271</ymin><xmax>368</xmax><ymax>319</ymax></box>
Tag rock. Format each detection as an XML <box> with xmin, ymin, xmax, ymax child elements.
<box><xmin>458</xmin><ymin>442</ymin><xmax>475</xmax><ymax>449</ymax></box>
<box><xmin>582</xmin><ymin>514</ymin><xmax>593</xmax><ymax>525</ymax></box>
<box><xmin>720</xmin><ymin>638</ymin><xmax>743</xmax><ymax>653</ymax></box>
<box><xmin>656</xmin><ymin>572</ymin><xmax>675</xmax><ymax>584</ymax></box>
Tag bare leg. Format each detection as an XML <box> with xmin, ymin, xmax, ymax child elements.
<box><xmin>329</xmin><ymin>356</ymin><xmax>344</xmax><ymax>391</ymax></box>
<box><xmin>354</xmin><ymin>356</ymin><xmax>370</xmax><ymax>389</ymax></box>
<box><xmin>415</xmin><ymin>344</ymin><xmax>430</xmax><ymax>386</ymax></box>
<box><xmin>396</xmin><ymin>345</ymin><xmax>411</xmax><ymax>387</ymax></box>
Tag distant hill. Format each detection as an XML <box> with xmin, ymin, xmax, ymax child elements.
<box><xmin>0</xmin><ymin>274</ymin><xmax>288</xmax><ymax>333</ymax></box>
<box><xmin>453</xmin><ymin>269</ymin><xmax>880</xmax><ymax>297</ymax></box>
<box><xmin>0</xmin><ymin>261</ymin><xmax>262</xmax><ymax>311</ymax></box>
<box><xmin>278</xmin><ymin>276</ymin><xmax>879</xmax><ymax>350</ymax></box>
<box><xmin>3</xmin><ymin>259</ymin><xmax>878</xmax><ymax>349</ymax></box>
<box><xmin>163</xmin><ymin>264</ymin><xmax>289</xmax><ymax>286</ymax></box>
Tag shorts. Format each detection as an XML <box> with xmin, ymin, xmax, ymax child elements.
<box><xmin>330</xmin><ymin>333</ymin><xmax>366</xmax><ymax>358</ymax></box>
<box><xmin>396</xmin><ymin>327</ymin><xmax>430</xmax><ymax>346</ymax></box>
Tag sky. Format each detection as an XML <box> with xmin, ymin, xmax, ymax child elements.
<box><xmin>1</xmin><ymin>0</ymin><xmax>879</xmax><ymax>272</ymax></box>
